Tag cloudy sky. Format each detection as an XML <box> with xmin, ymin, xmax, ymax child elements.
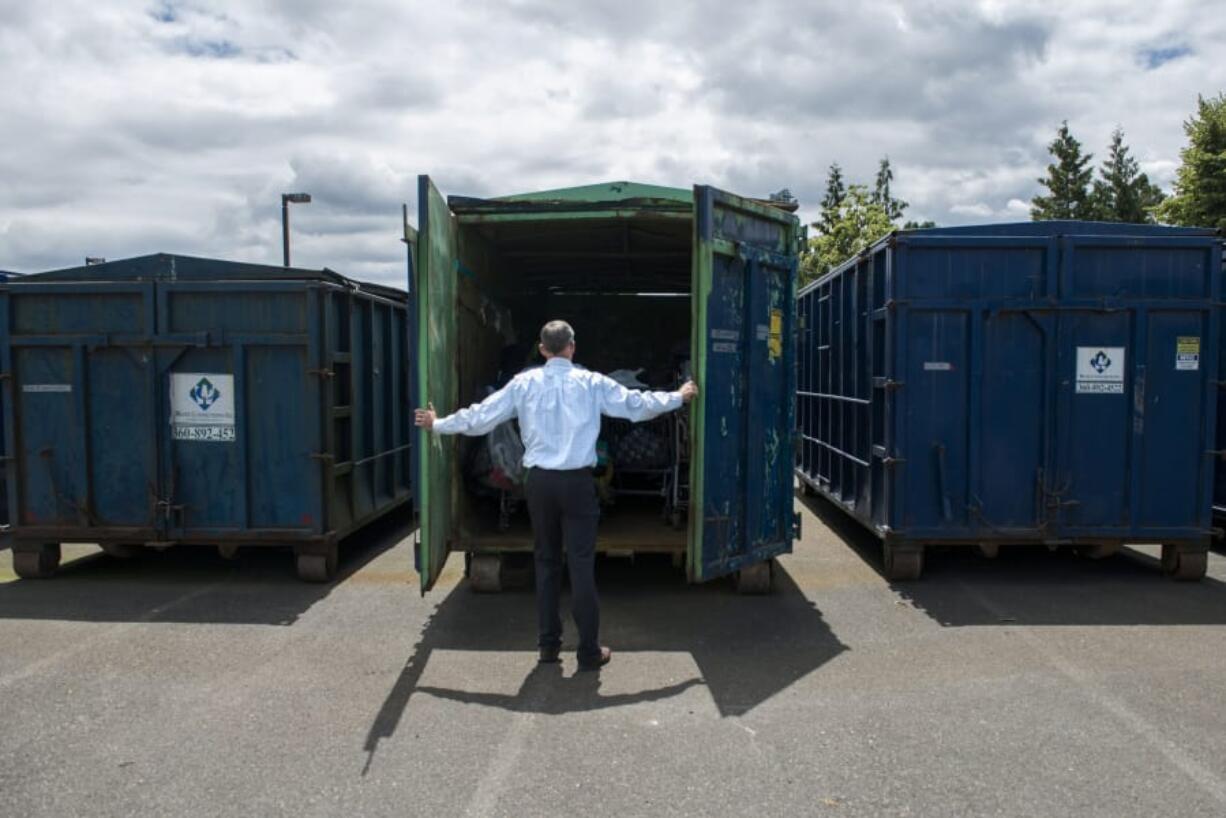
<box><xmin>0</xmin><ymin>0</ymin><xmax>1222</xmax><ymax>285</ymax></box>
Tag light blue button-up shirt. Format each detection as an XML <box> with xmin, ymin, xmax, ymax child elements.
<box><xmin>432</xmin><ymin>358</ymin><xmax>683</xmax><ymax>470</ymax></box>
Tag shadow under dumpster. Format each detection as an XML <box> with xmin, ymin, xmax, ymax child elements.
<box><xmin>0</xmin><ymin>508</ymin><xmax>414</xmax><ymax>626</ymax></box>
<box><xmin>362</xmin><ymin>559</ymin><xmax>846</xmax><ymax>772</ymax></box>
<box><xmin>799</xmin><ymin>490</ymin><xmax>1226</xmax><ymax>628</ymax></box>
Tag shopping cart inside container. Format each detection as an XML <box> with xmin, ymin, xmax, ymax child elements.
<box><xmin>602</xmin><ymin>413</ymin><xmax>679</xmax><ymax>523</ymax></box>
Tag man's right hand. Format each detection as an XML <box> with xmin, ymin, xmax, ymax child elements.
<box><xmin>679</xmin><ymin>381</ymin><xmax>698</xmax><ymax>403</ymax></box>
<box><xmin>414</xmin><ymin>403</ymin><xmax>437</xmax><ymax>429</ymax></box>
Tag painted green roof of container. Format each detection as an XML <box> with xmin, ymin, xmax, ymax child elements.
<box><xmin>491</xmin><ymin>181</ymin><xmax>693</xmax><ymax>205</ymax></box>
<box><xmin>447</xmin><ymin>180</ymin><xmax>694</xmax><ymax>216</ymax></box>
<box><xmin>444</xmin><ymin>179</ymin><xmax>800</xmax><ymax>220</ymax></box>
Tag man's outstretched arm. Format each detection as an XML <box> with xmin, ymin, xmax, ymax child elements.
<box><xmin>597</xmin><ymin>376</ymin><xmax>697</xmax><ymax>422</ymax></box>
<box><xmin>415</xmin><ymin>383</ymin><xmax>517</xmax><ymax>436</ymax></box>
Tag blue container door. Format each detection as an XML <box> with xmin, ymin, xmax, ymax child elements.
<box><xmin>1056</xmin><ymin>308</ymin><xmax>1212</xmax><ymax>536</ymax></box>
<box><xmin>158</xmin><ymin>345</ymin><xmax>245</xmax><ymax>538</ymax></box>
<box><xmin>689</xmin><ymin>185</ymin><xmax>799</xmax><ymax>581</ymax></box>
<box><xmin>3</xmin><ymin>283</ymin><xmax>160</xmax><ymax>535</ymax></box>
<box><xmin>978</xmin><ymin>309</ymin><xmax>1052</xmax><ymax>535</ymax></box>
<box><xmin>1053</xmin><ymin>312</ymin><xmax>1133</xmax><ymax>532</ymax></box>
<box><xmin>155</xmin><ymin>284</ymin><xmax>322</xmax><ymax>541</ymax></box>
<box><xmin>896</xmin><ymin>306</ymin><xmax>1055</xmax><ymax>538</ymax></box>
<box><xmin>1135</xmin><ymin>310</ymin><xmax>1212</xmax><ymax>530</ymax></box>
<box><xmin>899</xmin><ymin>309</ymin><xmax>972</xmax><ymax>532</ymax></box>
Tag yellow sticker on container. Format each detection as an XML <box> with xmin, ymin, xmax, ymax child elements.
<box><xmin>1176</xmin><ymin>336</ymin><xmax>1200</xmax><ymax>371</ymax></box>
<box><xmin>768</xmin><ymin>309</ymin><xmax>783</xmax><ymax>360</ymax></box>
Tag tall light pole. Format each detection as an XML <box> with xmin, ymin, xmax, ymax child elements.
<box><xmin>281</xmin><ymin>192</ymin><xmax>311</xmax><ymax>267</ymax></box>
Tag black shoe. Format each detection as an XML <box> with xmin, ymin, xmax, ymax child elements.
<box><xmin>577</xmin><ymin>646</ymin><xmax>612</xmax><ymax>672</ymax></box>
<box><xmin>538</xmin><ymin>645</ymin><xmax>561</xmax><ymax>664</ymax></box>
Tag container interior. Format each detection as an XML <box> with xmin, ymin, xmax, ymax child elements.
<box><xmin>450</xmin><ymin>214</ymin><xmax>693</xmax><ymax>552</ymax></box>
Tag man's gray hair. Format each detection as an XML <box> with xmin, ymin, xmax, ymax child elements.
<box><xmin>539</xmin><ymin>320</ymin><xmax>575</xmax><ymax>355</ymax></box>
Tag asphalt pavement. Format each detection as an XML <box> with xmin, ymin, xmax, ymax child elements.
<box><xmin>3</xmin><ymin>495</ymin><xmax>1226</xmax><ymax>817</ymax></box>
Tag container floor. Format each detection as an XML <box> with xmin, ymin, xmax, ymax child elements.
<box><xmin>460</xmin><ymin>496</ymin><xmax>686</xmax><ymax>553</ymax></box>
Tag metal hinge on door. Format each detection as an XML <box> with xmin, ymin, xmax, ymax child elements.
<box><xmin>873</xmin><ymin>377</ymin><xmax>905</xmax><ymax>391</ymax></box>
<box><xmin>873</xmin><ymin>444</ymin><xmax>906</xmax><ymax>467</ymax></box>
<box><xmin>153</xmin><ymin>493</ymin><xmax>184</xmax><ymax>531</ymax></box>
<box><xmin>1042</xmin><ymin>478</ymin><xmax>1080</xmax><ymax>518</ymax></box>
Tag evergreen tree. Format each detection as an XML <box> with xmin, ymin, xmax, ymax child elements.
<box><xmin>818</xmin><ymin>163</ymin><xmax>846</xmax><ymax>233</ymax></box>
<box><xmin>1155</xmin><ymin>93</ymin><xmax>1226</xmax><ymax>231</ymax></box>
<box><xmin>1090</xmin><ymin>127</ymin><xmax>1165</xmax><ymax>222</ymax></box>
<box><xmin>872</xmin><ymin>156</ymin><xmax>908</xmax><ymax>221</ymax></box>
<box><xmin>1031</xmin><ymin>121</ymin><xmax>1096</xmax><ymax>220</ymax></box>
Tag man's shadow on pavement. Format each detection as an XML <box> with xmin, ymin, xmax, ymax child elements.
<box><xmin>363</xmin><ymin>558</ymin><xmax>845</xmax><ymax>773</ymax></box>
<box><xmin>416</xmin><ymin>662</ymin><xmax>704</xmax><ymax>714</ymax></box>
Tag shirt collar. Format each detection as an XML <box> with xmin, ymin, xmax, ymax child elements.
<box><xmin>544</xmin><ymin>357</ymin><xmax>574</xmax><ymax>370</ymax></box>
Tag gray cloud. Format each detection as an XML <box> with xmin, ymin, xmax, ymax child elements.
<box><xmin>1</xmin><ymin>0</ymin><xmax>1224</xmax><ymax>286</ymax></box>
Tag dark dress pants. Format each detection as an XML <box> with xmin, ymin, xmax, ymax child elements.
<box><xmin>523</xmin><ymin>467</ymin><xmax>600</xmax><ymax>663</ymax></box>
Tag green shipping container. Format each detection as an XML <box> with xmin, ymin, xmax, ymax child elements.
<box><xmin>410</xmin><ymin>179</ymin><xmax>802</xmax><ymax>594</ymax></box>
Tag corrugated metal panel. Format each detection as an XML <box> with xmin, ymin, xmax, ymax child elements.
<box><xmin>0</xmin><ymin>255</ymin><xmax>412</xmax><ymax>581</ymax></box>
<box><xmin>797</xmin><ymin>223</ymin><xmax>1222</xmax><ymax>581</ymax></box>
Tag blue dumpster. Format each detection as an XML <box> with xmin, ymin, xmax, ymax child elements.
<box><xmin>796</xmin><ymin>222</ymin><xmax>1222</xmax><ymax>581</ymax></box>
<box><xmin>0</xmin><ymin>254</ymin><xmax>412</xmax><ymax>581</ymax></box>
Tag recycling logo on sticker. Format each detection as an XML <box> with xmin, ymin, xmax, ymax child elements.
<box><xmin>1176</xmin><ymin>336</ymin><xmax>1200</xmax><ymax>371</ymax></box>
<box><xmin>1075</xmin><ymin>346</ymin><xmax>1125</xmax><ymax>394</ymax></box>
<box><xmin>170</xmin><ymin>372</ymin><xmax>236</xmax><ymax>442</ymax></box>
<box><xmin>189</xmin><ymin>377</ymin><xmax>222</xmax><ymax>411</ymax></box>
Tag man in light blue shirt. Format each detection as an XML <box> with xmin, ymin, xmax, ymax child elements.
<box><xmin>416</xmin><ymin>320</ymin><xmax>697</xmax><ymax>671</ymax></box>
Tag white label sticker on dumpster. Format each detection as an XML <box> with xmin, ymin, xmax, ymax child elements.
<box><xmin>170</xmin><ymin>373</ymin><xmax>235</xmax><ymax>442</ymax></box>
<box><xmin>22</xmin><ymin>383</ymin><xmax>71</xmax><ymax>393</ymax></box>
<box><xmin>1176</xmin><ymin>336</ymin><xmax>1200</xmax><ymax>371</ymax></box>
<box><xmin>1075</xmin><ymin>347</ymin><xmax>1125</xmax><ymax>394</ymax></box>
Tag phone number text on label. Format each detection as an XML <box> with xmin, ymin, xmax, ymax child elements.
<box><xmin>172</xmin><ymin>425</ymin><xmax>236</xmax><ymax>442</ymax></box>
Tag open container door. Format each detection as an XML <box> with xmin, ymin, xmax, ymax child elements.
<box><xmin>689</xmin><ymin>185</ymin><xmax>800</xmax><ymax>586</ymax></box>
<box><xmin>415</xmin><ymin>176</ymin><xmax>459</xmax><ymax>593</ymax></box>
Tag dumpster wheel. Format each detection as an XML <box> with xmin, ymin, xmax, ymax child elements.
<box><xmin>296</xmin><ymin>544</ymin><xmax>338</xmax><ymax>583</ymax></box>
<box><xmin>469</xmin><ymin>554</ymin><xmax>503</xmax><ymax>593</ymax></box>
<box><xmin>735</xmin><ymin>560</ymin><xmax>773</xmax><ymax>594</ymax></box>
<box><xmin>668</xmin><ymin>508</ymin><xmax>685</xmax><ymax>531</ymax></box>
<box><xmin>100</xmin><ymin>543</ymin><xmax>140</xmax><ymax>560</ymax></box>
<box><xmin>883</xmin><ymin>544</ymin><xmax>924</xmax><ymax>582</ymax></box>
<box><xmin>1161</xmin><ymin>544</ymin><xmax>1207</xmax><ymax>582</ymax></box>
<box><xmin>13</xmin><ymin>544</ymin><xmax>61</xmax><ymax>579</ymax></box>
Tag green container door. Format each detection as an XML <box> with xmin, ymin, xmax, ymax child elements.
<box><xmin>416</xmin><ymin>176</ymin><xmax>459</xmax><ymax>593</ymax></box>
